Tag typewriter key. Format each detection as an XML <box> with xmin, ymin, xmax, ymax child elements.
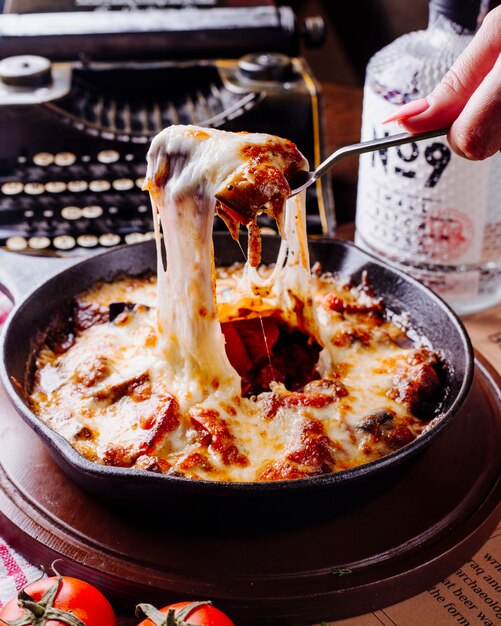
<box><xmin>53</xmin><ymin>235</ymin><xmax>76</xmax><ymax>250</ymax></box>
<box><xmin>89</xmin><ymin>180</ymin><xmax>111</xmax><ymax>192</ymax></box>
<box><xmin>124</xmin><ymin>232</ymin><xmax>144</xmax><ymax>244</ymax></box>
<box><xmin>43</xmin><ymin>210</ymin><xmax>54</xmax><ymax>218</ymax></box>
<box><xmin>112</xmin><ymin>178</ymin><xmax>134</xmax><ymax>191</ymax></box>
<box><xmin>24</xmin><ymin>183</ymin><xmax>45</xmax><ymax>195</ymax></box>
<box><xmin>136</xmin><ymin>177</ymin><xmax>146</xmax><ymax>189</ymax></box>
<box><xmin>99</xmin><ymin>233</ymin><xmax>121</xmax><ymax>247</ymax></box>
<box><xmin>55</xmin><ymin>152</ymin><xmax>77</xmax><ymax>167</ymax></box>
<box><xmin>97</xmin><ymin>150</ymin><xmax>120</xmax><ymax>164</ymax></box>
<box><xmin>33</xmin><ymin>152</ymin><xmax>54</xmax><ymax>167</ymax></box>
<box><xmin>77</xmin><ymin>234</ymin><xmax>99</xmax><ymax>248</ymax></box>
<box><xmin>82</xmin><ymin>205</ymin><xmax>103</xmax><ymax>219</ymax></box>
<box><xmin>45</xmin><ymin>181</ymin><xmax>67</xmax><ymax>194</ymax></box>
<box><xmin>138</xmin><ymin>204</ymin><xmax>148</xmax><ymax>213</ymax></box>
<box><xmin>1</xmin><ymin>182</ymin><xmax>24</xmax><ymax>195</ymax></box>
<box><xmin>143</xmin><ymin>231</ymin><xmax>156</xmax><ymax>240</ymax></box>
<box><xmin>6</xmin><ymin>236</ymin><xmax>28</xmax><ymax>251</ymax></box>
<box><xmin>61</xmin><ymin>206</ymin><xmax>82</xmax><ymax>221</ymax></box>
<box><xmin>68</xmin><ymin>180</ymin><xmax>89</xmax><ymax>193</ymax></box>
<box><xmin>28</xmin><ymin>236</ymin><xmax>51</xmax><ymax>250</ymax></box>
<box><xmin>24</xmin><ymin>210</ymin><xmax>35</xmax><ymax>219</ymax></box>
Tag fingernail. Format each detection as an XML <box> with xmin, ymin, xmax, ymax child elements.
<box><xmin>382</xmin><ymin>98</ymin><xmax>430</xmax><ymax>124</ymax></box>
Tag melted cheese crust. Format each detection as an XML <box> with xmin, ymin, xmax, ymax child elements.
<box><xmin>29</xmin><ymin>125</ymin><xmax>445</xmax><ymax>482</ymax></box>
<box><xmin>30</xmin><ymin>268</ymin><xmax>443</xmax><ymax>481</ymax></box>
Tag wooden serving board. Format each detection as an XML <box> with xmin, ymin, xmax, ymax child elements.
<box><xmin>0</xmin><ymin>357</ymin><xmax>499</xmax><ymax>626</ymax></box>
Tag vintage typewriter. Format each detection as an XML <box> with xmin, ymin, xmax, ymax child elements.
<box><xmin>0</xmin><ymin>0</ymin><xmax>332</xmax><ymax>254</ymax></box>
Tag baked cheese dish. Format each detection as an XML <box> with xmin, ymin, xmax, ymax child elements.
<box><xmin>28</xmin><ymin>126</ymin><xmax>446</xmax><ymax>482</ymax></box>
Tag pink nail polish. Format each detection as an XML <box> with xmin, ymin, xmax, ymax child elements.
<box><xmin>382</xmin><ymin>98</ymin><xmax>430</xmax><ymax>124</ymax></box>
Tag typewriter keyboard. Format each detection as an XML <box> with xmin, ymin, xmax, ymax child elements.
<box><xmin>0</xmin><ymin>148</ymin><xmax>322</xmax><ymax>254</ymax></box>
<box><xmin>0</xmin><ymin>148</ymin><xmax>157</xmax><ymax>253</ymax></box>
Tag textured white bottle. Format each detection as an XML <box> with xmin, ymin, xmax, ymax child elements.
<box><xmin>355</xmin><ymin>12</ymin><xmax>501</xmax><ymax>315</ymax></box>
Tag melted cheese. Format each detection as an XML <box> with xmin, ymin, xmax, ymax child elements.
<box><xmin>29</xmin><ymin>125</ymin><xmax>445</xmax><ymax>482</ymax></box>
<box><xmin>31</xmin><ymin>269</ymin><xmax>439</xmax><ymax>481</ymax></box>
<box><xmin>144</xmin><ymin>125</ymin><xmax>308</xmax><ymax>411</ymax></box>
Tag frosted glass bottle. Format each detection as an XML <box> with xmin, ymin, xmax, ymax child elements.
<box><xmin>355</xmin><ymin>0</ymin><xmax>501</xmax><ymax>315</ymax></box>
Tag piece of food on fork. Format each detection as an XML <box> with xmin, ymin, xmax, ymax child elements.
<box><xmin>144</xmin><ymin>125</ymin><xmax>308</xmax><ymax>246</ymax></box>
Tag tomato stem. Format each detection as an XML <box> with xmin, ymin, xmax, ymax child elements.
<box><xmin>136</xmin><ymin>601</ymin><xmax>212</xmax><ymax>626</ymax></box>
<box><xmin>0</xmin><ymin>576</ymin><xmax>86</xmax><ymax>626</ymax></box>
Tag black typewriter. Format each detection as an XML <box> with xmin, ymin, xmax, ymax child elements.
<box><xmin>0</xmin><ymin>0</ymin><xmax>332</xmax><ymax>254</ymax></box>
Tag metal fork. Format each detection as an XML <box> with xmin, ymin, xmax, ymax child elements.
<box><xmin>287</xmin><ymin>127</ymin><xmax>449</xmax><ymax>197</ymax></box>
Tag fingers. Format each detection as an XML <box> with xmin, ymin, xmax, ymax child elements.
<box><xmin>448</xmin><ymin>53</ymin><xmax>501</xmax><ymax>159</ymax></box>
<box><xmin>383</xmin><ymin>6</ymin><xmax>501</xmax><ymax>159</ymax></box>
<box><xmin>382</xmin><ymin>98</ymin><xmax>430</xmax><ymax>124</ymax></box>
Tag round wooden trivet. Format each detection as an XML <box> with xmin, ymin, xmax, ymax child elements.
<box><xmin>0</xmin><ymin>358</ymin><xmax>499</xmax><ymax>626</ymax></box>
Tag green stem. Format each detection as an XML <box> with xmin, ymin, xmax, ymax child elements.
<box><xmin>136</xmin><ymin>601</ymin><xmax>212</xmax><ymax>626</ymax></box>
<box><xmin>0</xmin><ymin>577</ymin><xmax>86</xmax><ymax>626</ymax></box>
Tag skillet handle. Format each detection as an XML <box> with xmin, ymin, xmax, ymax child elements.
<box><xmin>0</xmin><ymin>248</ymin><xmax>79</xmax><ymax>303</ymax></box>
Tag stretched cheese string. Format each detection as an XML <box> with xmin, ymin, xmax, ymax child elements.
<box><xmin>146</xmin><ymin>133</ymin><xmax>240</xmax><ymax>408</ymax></box>
<box><xmin>145</xmin><ymin>125</ymin><xmax>314</xmax><ymax>409</ymax></box>
<box><xmin>240</xmin><ymin>191</ymin><xmax>319</xmax><ymax>340</ymax></box>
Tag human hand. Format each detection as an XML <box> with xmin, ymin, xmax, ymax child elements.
<box><xmin>383</xmin><ymin>5</ymin><xmax>501</xmax><ymax>160</ymax></box>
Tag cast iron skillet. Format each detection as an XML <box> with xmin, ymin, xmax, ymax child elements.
<box><xmin>0</xmin><ymin>236</ymin><xmax>473</xmax><ymax>521</ymax></box>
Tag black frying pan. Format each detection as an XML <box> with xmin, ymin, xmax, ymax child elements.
<box><xmin>0</xmin><ymin>236</ymin><xmax>474</xmax><ymax>522</ymax></box>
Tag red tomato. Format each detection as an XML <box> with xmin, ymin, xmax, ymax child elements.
<box><xmin>137</xmin><ymin>601</ymin><xmax>235</xmax><ymax>626</ymax></box>
<box><xmin>0</xmin><ymin>574</ymin><xmax>117</xmax><ymax>626</ymax></box>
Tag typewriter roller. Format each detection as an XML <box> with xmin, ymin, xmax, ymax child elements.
<box><xmin>0</xmin><ymin>1</ymin><xmax>332</xmax><ymax>254</ymax></box>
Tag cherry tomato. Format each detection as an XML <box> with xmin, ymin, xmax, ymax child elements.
<box><xmin>137</xmin><ymin>601</ymin><xmax>235</xmax><ymax>626</ymax></box>
<box><xmin>0</xmin><ymin>573</ymin><xmax>117</xmax><ymax>626</ymax></box>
